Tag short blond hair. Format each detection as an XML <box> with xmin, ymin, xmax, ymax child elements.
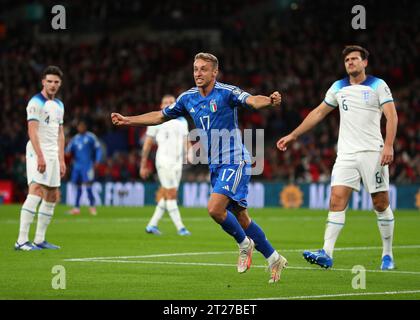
<box><xmin>161</xmin><ymin>94</ymin><xmax>175</xmax><ymax>101</ymax></box>
<box><xmin>194</xmin><ymin>52</ymin><xmax>218</xmax><ymax>69</ymax></box>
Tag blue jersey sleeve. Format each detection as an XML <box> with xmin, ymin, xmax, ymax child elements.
<box><xmin>162</xmin><ymin>94</ymin><xmax>187</xmax><ymax>119</ymax></box>
<box><xmin>94</xmin><ymin>139</ymin><xmax>102</xmax><ymax>163</ymax></box>
<box><xmin>65</xmin><ymin>138</ymin><xmax>74</xmax><ymax>154</ymax></box>
<box><xmin>87</xmin><ymin>133</ymin><xmax>102</xmax><ymax>163</ymax></box>
<box><xmin>229</xmin><ymin>86</ymin><xmax>251</xmax><ymax>109</ymax></box>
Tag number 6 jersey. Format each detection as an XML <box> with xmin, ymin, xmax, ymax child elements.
<box><xmin>324</xmin><ymin>75</ymin><xmax>394</xmax><ymax>155</ymax></box>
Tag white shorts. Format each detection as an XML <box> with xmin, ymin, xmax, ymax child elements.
<box><xmin>26</xmin><ymin>149</ymin><xmax>61</xmax><ymax>187</ymax></box>
<box><xmin>156</xmin><ymin>165</ymin><xmax>182</xmax><ymax>189</ymax></box>
<box><xmin>331</xmin><ymin>151</ymin><xmax>389</xmax><ymax>193</ymax></box>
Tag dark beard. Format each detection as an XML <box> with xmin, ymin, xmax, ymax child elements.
<box><xmin>348</xmin><ymin>70</ymin><xmax>361</xmax><ymax>78</ymax></box>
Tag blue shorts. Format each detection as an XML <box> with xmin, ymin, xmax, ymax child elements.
<box><xmin>71</xmin><ymin>167</ymin><xmax>94</xmax><ymax>184</ymax></box>
<box><xmin>210</xmin><ymin>160</ymin><xmax>250</xmax><ymax>211</ymax></box>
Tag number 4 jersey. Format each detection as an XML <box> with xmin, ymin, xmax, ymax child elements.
<box><xmin>26</xmin><ymin>92</ymin><xmax>64</xmax><ymax>158</ymax></box>
<box><xmin>324</xmin><ymin>75</ymin><xmax>394</xmax><ymax>155</ymax></box>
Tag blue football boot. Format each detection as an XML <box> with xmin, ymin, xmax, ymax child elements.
<box><xmin>381</xmin><ymin>255</ymin><xmax>395</xmax><ymax>270</ymax></box>
<box><xmin>145</xmin><ymin>226</ymin><xmax>162</xmax><ymax>235</ymax></box>
<box><xmin>34</xmin><ymin>241</ymin><xmax>61</xmax><ymax>249</ymax></box>
<box><xmin>178</xmin><ymin>228</ymin><xmax>191</xmax><ymax>236</ymax></box>
<box><xmin>303</xmin><ymin>249</ymin><xmax>333</xmax><ymax>269</ymax></box>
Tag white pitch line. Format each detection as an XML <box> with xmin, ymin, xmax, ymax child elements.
<box><xmin>64</xmin><ymin>251</ymin><xmax>236</xmax><ymax>261</ymax></box>
<box><xmin>66</xmin><ymin>259</ymin><xmax>238</xmax><ymax>268</ymax></box>
<box><xmin>64</xmin><ymin>244</ymin><xmax>420</xmax><ymax>261</ymax></box>
<box><xmin>251</xmin><ymin>290</ymin><xmax>420</xmax><ymax>300</ymax></box>
<box><xmin>63</xmin><ymin>259</ymin><xmax>420</xmax><ymax>275</ymax></box>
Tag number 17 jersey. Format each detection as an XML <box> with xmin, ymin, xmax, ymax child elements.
<box><xmin>162</xmin><ymin>82</ymin><xmax>252</xmax><ymax>169</ymax></box>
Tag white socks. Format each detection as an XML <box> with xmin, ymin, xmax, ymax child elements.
<box><xmin>166</xmin><ymin>199</ymin><xmax>185</xmax><ymax>231</ymax></box>
<box><xmin>148</xmin><ymin>198</ymin><xmax>186</xmax><ymax>231</ymax></box>
<box><xmin>148</xmin><ymin>198</ymin><xmax>166</xmax><ymax>227</ymax></box>
<box><xmin>323</xmin><ymin>210</ymin><xmax>346</xmax><ymax>258</ymax></box>
<box><xmin>17</xmin><ymin>194</ymin><xmax>42</xmax><ymax>244</ymax></box>
<box><xmin>267</xmin><ymin>250</ymin><xmax>280</xmax><ymax>266</ymax></box>
<box><xmin>375</xmin><ymin>205</ymin><xmax>394</xmax><ymax>258</ymax></box>
<box><xmin>239</xmin><ymin>236</ymin><xmax>251</xmax><ymax>250</ymax></box>
<box><xmin>238</xmin><ymin>236</ymin><xmax>279</xmax><ymax>267</ymax></box>
<box><xmin>34</xmin><ymin>200</ymin><xmax>56</xmax><ymax>244</ymax></box>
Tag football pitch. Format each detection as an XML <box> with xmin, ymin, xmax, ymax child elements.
<box><xmin>1</xmin><ymin>205</ymin><xmax>420</xmax><ymax>300</ymax></box>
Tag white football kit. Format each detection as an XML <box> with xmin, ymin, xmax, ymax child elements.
<box><xmin>26</xmin><ymin>93</ymin><xmax>64</xmax><ymax>187</ymax></box>
<box><xmin>324</xmin><ymin>75</ymin><xmax>394</xmax><ymax>193</ymax></box>
<box><xmin>146</xmin><ymin>117</ymin><xmax>188</xmax><ymax>189</ymax></box>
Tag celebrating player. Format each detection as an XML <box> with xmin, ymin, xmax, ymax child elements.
<box><xmin>111</xmin><ymin>52</ymin><xmax>288</xmax><ymax>283</ymax></box>
<box><xmin>141</xmin><ymin>94</ymin><xmax>191</xmax><ymax>236</ymax></box>
<box><xmin>277</xmin><ymin>45</ymin><xmax>398</xmax><ymax>270</ymax></box>
<box><xmin>15</xmin><ymin>66</ymin><xmax>66</xmax><ymax>251</ymax></box>
<box><xmin>65</xmin><ymin>120</ymin><xmax>102</xmax><ymax>215</ymax></box>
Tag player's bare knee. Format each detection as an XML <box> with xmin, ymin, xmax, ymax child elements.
<box><xmin>372</xmin><ymin>192</ymin><xmax>389</xmax><ymax>212</ymax></box>
<box><xmin>230</xmin><ymin>206</ymin><xmax>251</xmax><ymax>228</ymax></box>
<box><xmin>329</xmin><ymin>194</ymin><xmax>347</xmax><ymax>211</ymax></box>
<box><xmin>207</xmin><ymin>206</ymin><xmax>225</xmax><ymax>223</ymax></box>
<box><xmin>167</xmin><ymin>189</ymin><xmax>177</xmax><ymax>200</ymax></box>
<box><xmin>28</xmin><ymin>183</ymin><xmax>42</xmax><ymax>197</ymax></box>
<box><xmin>372</xmin><ymin>198</ymin><xmax>389</xmax><ymax>212</ymax></box>
<box><xmin>236</xmin><ymin>213</ymin><xmax>251</xmax><ymax>229</ymax></box>
<box><xmin>43</xmin><ymin>187</ymin><xmax>58</xmax><ymax>203</ymax></box>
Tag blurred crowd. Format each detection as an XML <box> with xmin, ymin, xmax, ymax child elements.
<box><xmin>1</xmin><ymin>0</ymin><xmax>419</xmax><ymax>200</ymax></box>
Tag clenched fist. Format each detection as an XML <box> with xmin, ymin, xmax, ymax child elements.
<box><xmin>111</xmin><ymin>113</ymin><xmax>129</xmax><ymax>126</ymax></box>
<box><xmin>270</xmin><ymin>91</ymin><xmax>282</xmax><ymax>107</ymax></box>
<box><xmin>276</xmin><ymin>134</ymin><xmax>296</xmax><ymax>152</ymax></box>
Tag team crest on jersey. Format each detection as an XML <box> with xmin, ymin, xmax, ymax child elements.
<box><xmin>210</xmin><ymin>99</ymin><xmax>217</xmax><ymax>112</ymax></box>
<box><xmin>362</xmin><ymin>90</ymin><xmax>370</xmax><ymax>102</ymax></box>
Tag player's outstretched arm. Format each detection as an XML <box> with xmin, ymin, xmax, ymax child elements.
<box><xmin>277</xmin><ymin>101</ymin><xmax>333</xmax><ymax>151</ymax></box>
<box><xmin>246</xmin><ymin>91</ymin><xmax>281</xmax><ymax>109</ymax></box>
<box><xmin>111</xmin><ymin>111</ymin><xmax>166</xmax><ymax>127</ymax></box>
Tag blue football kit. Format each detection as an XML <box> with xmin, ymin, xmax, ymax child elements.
<box><xmin>66</xmin><ymin>132</ymin><xmax>102</xmax><ymax>184</ymax></box>
<box><xmin>162</xmin><ymin>82</ymin><xmax>252</xmax><ymax>210</ymax></box>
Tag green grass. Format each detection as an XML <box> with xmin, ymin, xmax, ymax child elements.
<box><xmin>1</xmin><ymin>205</ymin><xmax>420</xmax><ymax>300</ymax></box>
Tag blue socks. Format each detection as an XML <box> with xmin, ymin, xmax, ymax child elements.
<box><xmin>76</xmin><ymin>185</ymin><xmax>95</xmax><ymax>208</ymax></box>
<box><xmin>87</xmin><ymin>186</ymin><xmax>95</xmax><ymax>206</ymax></box>
<box><xmin>245</xmin><ymin>220</ymin><xmax>275</xmax><ymax>258</ymax></box>
<box><xmin>220</xmin><ymin>211</ymin><xmax>246</xmax><ymax>244</ymax></box>
<box><xmin>219</xmin><ymin>211</ymin><xmax>276</xmax><ymax>259</ymax></box>
<box><xmin>75</xmin><ymin>186</ymin><xmax>82</xmax><ymax>208</ymax></box>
